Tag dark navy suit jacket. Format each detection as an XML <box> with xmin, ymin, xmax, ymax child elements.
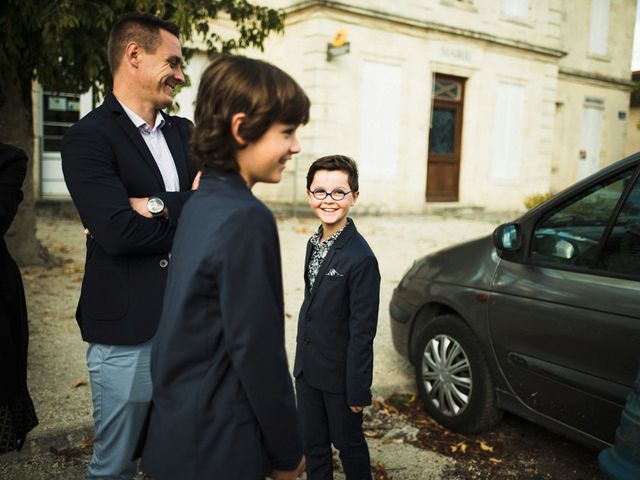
<box><xmin>61</xmin><ymin>92</ymin><xmax>195</xmax><ymax>345</ymax></box>
<box><xmin>141</xmin><ymin>171</ymin><xmax>302</xmax><ymax>479</ymax></box>
<box><xmin>293</xmin><ymin>220</ymin><xmax>380</xmax><ymax>406</ymax></box>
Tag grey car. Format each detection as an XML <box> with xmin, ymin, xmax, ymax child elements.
<box><xmin>390</xmin><ymin>153</ymin><xmax>640</xmax><ymax>448</ymax></box>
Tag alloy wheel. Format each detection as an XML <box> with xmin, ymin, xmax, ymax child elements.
<box><xmin>420</xmin><ymin>334</ymin><xmax>472</xmax><ymax>417</ymax></box>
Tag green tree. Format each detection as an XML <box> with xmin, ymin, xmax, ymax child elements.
<box><xmin>0</xmin><ymin>0</ymin><xmax>285</xmax><ymax>265</ymax></box>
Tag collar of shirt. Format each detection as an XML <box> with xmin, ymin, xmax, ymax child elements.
<box><xmin>118</xmin><ymin>100</ymin><xmax>165</xmax><ymax>133</ymax></box>
<box><xmin>306</xmin><ymin>219</ymin><xmax>351</xmax><ymax>291</ymax></box>
<box><xmin>310</xmin><ymin>218</ymin><xmax>351</xmax><ymax>249</ymax></box>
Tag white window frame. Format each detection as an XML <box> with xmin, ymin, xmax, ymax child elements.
<box><xmin>39</xmin><ymin>88</ymin><xmax>93</xmax><ymax>197</ymax></box>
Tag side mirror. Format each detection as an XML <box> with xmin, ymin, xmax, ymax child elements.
<box><xmin>493</xmin><ymin>223</ymin><xmax>522</xmax><ymax>251</ymax></box>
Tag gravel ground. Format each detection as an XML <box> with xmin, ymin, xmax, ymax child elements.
<box><xmin>0</xmin><ymin>208</ymin><xmax>605</xmax><ymax>479</ymax></box>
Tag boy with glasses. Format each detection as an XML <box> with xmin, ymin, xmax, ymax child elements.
<box><xmin>293</xmin><ymin>155</ymin><xmax>381</xmax><ymax>479</ymax></box>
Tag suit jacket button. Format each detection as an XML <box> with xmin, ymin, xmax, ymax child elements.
<box><xmin>159</xmin><ymin>259</ymin><xmax>169</xmax><ymax>268</ymax></box>
<box><xmin>304</xmin><ymin>338</ymin><xmax>310</xmax><ymax>345</ymax></box>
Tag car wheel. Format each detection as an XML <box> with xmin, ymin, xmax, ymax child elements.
<box><xmin>414</xmin><ymin>313</ymin><xmax>502</xmax><ymax>433</ymax></box>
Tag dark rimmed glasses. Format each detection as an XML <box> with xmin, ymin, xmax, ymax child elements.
<box><xmin>309</xmin><ymin>188</ymin><xmax>352</xmax><ymax>201</ymax></box>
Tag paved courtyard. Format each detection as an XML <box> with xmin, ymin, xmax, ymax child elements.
<box><xmin>0</xmin><ymin>210</ymin><xmax>604</xmax><ymax>479</ymax></box>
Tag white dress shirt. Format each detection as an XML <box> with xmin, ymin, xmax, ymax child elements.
<box><xmin>118</xmin><ymin>101</ymin><xmax>180</xmax><ymax>192</ymax></box>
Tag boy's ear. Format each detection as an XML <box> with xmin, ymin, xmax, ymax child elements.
<box><xmin>230</xmin><ymin>113</ymin><xmax>247</xmax><ymax>146</ymax></box>
<box><xmin>351</xmin><ymin>191</ymin><xmax>360</xmax><ymax>205</ymax></box>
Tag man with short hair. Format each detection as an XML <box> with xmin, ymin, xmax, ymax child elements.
<box><xmin>61</xmin><ymin>12</ymin><xmax>197</xmax><ymax>479</ymax></box>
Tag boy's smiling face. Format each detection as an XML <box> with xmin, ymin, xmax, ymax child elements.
<box><xmin>307</xmin><ymin>169</ymin><xmax>359</xmax><ymax>236</ymax></box>
<box><xmin>236</xmin><ymin>121</ymin><xmax>300</xmax><ymax>188</ymax></box>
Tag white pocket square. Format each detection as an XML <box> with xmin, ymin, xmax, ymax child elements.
<box><xmin>326</xmin><ymin>268</ymin><xmax>344</xmax><ymax>277</ymax></box>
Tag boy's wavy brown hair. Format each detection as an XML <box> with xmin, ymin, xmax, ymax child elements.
<box><xmin>306</xmin><ymin>154</ymin><xmax>359</xmax><ymax>193</ymax></box>
<box><xmin>191</xmin><ymin>55</ymin><xmax>310</xmax><ymax>173</ymax></box>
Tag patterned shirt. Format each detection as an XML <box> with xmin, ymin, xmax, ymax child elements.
<box><xmin>307</xmin><ymin>219</ymin><xmax>351</xmax><ymax>291</ymax></box>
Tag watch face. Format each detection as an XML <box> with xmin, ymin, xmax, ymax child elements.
<box><xmin>148</xmin><ymin>197</ymin><xmax>164</xmax><ymax>214</ymax></box>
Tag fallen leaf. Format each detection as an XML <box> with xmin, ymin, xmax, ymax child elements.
<box><xmin>479</xmin><ymin>441</ymin><xmax>494</xmax><ymax>452</ymax></box>
<box><xmin>71</xmin><ymin>379</ymin><xmax>88</xmax><ymax>389</ymax></box>
<box><xmin>489</xmin><ymin>457</ymin><xmax>502</xmax><ymax>464</ymax></box>
<box><xmin>451</xmin><ymin>441</ymin><xmax>467</xmax><ymax>453</ymax></box>
<box><xmin>63</xmin><ymin>265</ymin><xmax>84</xmax><ymax>275</ymax></box>
<box><xmin>52</xmin><ymin>243</ymin><xmax>72</xmax><ymax>253</ymax></box>
<box><xmin>80</xmin><ymin>435</ymin><xmax>93</xmax><ymax>449</ymax></box>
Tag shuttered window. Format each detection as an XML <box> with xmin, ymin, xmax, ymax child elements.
<box><xmin>589</xmin><ymin>0</ymin><xmax>610</xmax><ymax>56</ymax></box>
<box><xmin>577</xmin><ymin>101</ymin><xmax>604</xmax><ymax>180</ymax></box>
<box><xmin>503</xmin><ymin>0</ymin><xmax>529</xmax><ymax>19</ymax></box>
<box><xmin>491</xmin><ymin>83</ymin><xmax>524</xmax><ymax>182</ymax></box>
<box><xmin>358</xmin><ymin>60</ymin><xmax>401</xmax><ymax>178</ymax></box>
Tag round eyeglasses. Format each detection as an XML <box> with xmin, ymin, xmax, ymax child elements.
<box><xmin>310</xmin><ymin>188</ymin><xmax>352</xmax><ymax>201</ymax></box>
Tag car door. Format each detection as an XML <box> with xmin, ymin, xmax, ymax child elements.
<box><xmin>489</xmin><ymin>165</ymin><xmax>640</xmax><ymax>443</ymax></box>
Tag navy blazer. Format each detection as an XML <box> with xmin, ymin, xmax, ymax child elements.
<box><xmin>61</xmin><ymin>92</ymin><xmax>195</xmax><ymax>345</ymax></box>
<box><xmin>141</xmin><ymin>171</ymin><xmax>302</xmax><ymax>479</ymax></box>
<box><xmin>293</xmin><ymin>220</ymin><xmax>380</xmax><ymax>406</ymax></box>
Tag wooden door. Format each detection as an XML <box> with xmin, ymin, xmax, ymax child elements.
<box><xmin>426</xmin><ymin>74</ymin><xmax>465</xmax><ymax>202</ymax></box>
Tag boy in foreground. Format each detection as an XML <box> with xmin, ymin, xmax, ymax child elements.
<box><xmin>140</xmin><ymin>55</ymin><xmax>309</xmax><ymax>480</ymax></box>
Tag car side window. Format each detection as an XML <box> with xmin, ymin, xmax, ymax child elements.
<box><xmin>597</xmin><ymin>175</ymin><xmax>640</xmax><ymax>276</ymax></box>
<box><xmin>530</xmin><ymin>169</ymin><xmax>634</xmax><ymax>267</ymax></box>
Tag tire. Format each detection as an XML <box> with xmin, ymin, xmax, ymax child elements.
<box><xmin>413</xmin><ymin>313</ymin><xmax>503</xmax><ymax>433</ymax></box>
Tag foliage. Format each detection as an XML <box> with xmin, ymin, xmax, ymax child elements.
<box><xmin>523</xmin><ymin>192</ymin><xmax>553</xmax><ymax>210</ymax></box>
<box><xmin>0</xmin><ymin>0</ymin><xmax>285</xmax><ymax>266</ymax></box>
<box><xmin>0</xmin><ymin>0</ymin><xmax>285</xmax><ymax>103</ymax></box>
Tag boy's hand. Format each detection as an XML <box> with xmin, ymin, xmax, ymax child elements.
<box><xmin>350</xmin><ymin>406</ymin><xmax>364</xmax><ymax>413</ymax></box>
<box><xmin>270</xmin><ymin>456</ymin><xmax>305</xmax><ymax>480</ymax></box>
<box><xmin>191</xmin><ymin>170</ymin><xmax>202</xmax><ymax>190</ymax></box>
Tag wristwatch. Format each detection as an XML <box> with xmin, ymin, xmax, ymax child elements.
<box><xmin>147</xmin><ymin>196</ymin><xmax>166</xmax><ymax>218</ymax></box>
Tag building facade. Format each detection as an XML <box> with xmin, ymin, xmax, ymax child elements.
<box><xmin>625</xmin><ymin>70</ymin><xmax>640</xmax><ymax>156</ymax></box>
<box><xmin>34</xmin><ymin>0</ymin><xmax>637</xmax><ymax>212</ymax></box>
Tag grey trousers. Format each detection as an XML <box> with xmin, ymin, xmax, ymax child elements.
<box><xmin>85</xmin><ymin>339</ymin><xmax>153</xmax><ymax>480</ymax></box>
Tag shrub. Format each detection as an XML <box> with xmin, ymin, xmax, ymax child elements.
<box><xmin>524</xmin><ymin>192</ymin><xmax>553</xmax><ymax>210</ymax></box>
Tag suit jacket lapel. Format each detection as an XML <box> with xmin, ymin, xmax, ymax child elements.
<box><xmin>107</xmin><ymin>93</ymin><xmax>165</xmax><ymax>190</ymax></box>
<box><xmin>306</xmin><ymin>220</ymin><xmax>357</xmax><ymax>306</ymax></box>
<box><xmin>303</xmin><ymin>240</ymin><xmax>313</xmax><ymax>296</ymax></box>
<box><xmin>161</xmin><ymin>113</ymin><xmax>190</xmax><ymax>190</ymax></box>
